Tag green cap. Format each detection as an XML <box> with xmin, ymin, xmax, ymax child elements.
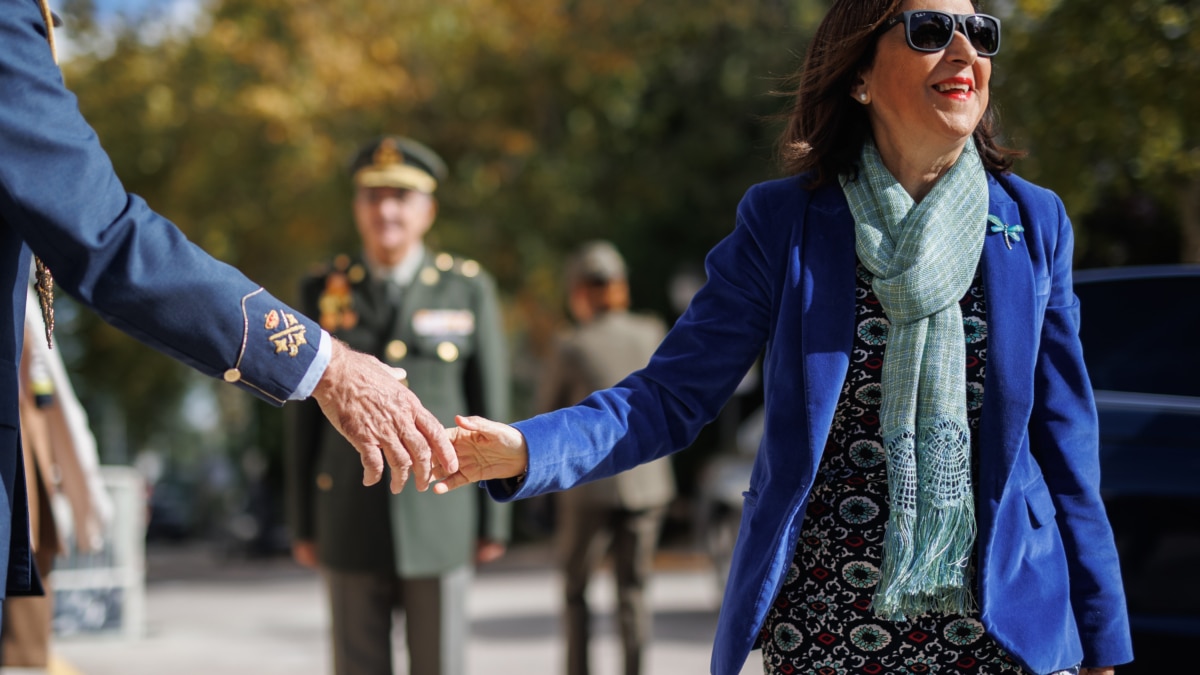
<box><xmin>348</xmin><ymin>136</ymin><xmax>447</xmax><ymax>194</ymax></box>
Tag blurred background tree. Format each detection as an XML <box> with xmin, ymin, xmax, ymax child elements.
<box><xmin>999</xmin><ymin>0</ymin><xmax>1199</xmax><ymax>267</ymax></box>
<box><xmin>48</xmin><ymin>0</ymin><xmax>1197</xmax><ymax>542</ymax></box>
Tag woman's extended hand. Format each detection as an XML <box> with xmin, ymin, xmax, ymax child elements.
<box><xmin>432</xmin><ymin>415</ymin><xmax>529</xmax><ymax>494</ymax></box>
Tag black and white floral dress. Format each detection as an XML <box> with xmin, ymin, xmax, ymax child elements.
<box><xmin>759</xmin><ymin>263</ymin><xmax>1058</xmax><ymax>675</ymax></box>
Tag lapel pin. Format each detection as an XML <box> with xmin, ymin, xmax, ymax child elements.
<box><xmin>988</xmin><ymin>214</ymin><xmax>1024</xmax><ymax>250</ymax></box>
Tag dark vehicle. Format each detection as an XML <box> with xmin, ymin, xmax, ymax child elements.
<box><xmin>1074</xmin><ymin>264</ymin><xmax>1200</xmax><ymax>673</ymax></box>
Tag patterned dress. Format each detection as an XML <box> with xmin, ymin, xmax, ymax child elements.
<box><xmin>759</xmin><ymin>263</ymin><xmax>1056</xmax><ymax>675</ymax></box>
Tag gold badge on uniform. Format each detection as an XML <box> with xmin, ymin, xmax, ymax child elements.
<box><xmin>436</xmin><ymin>341</ymin><xmax>460</xmax><ymax>362</ymax></box>
<box><xmin>266</xmin><ymin>309</ymin><xmax>309</xmax><ymax>357</ymax></box>
<box><xmin>385</xmin><ymin>340</ymin><xmax>408</xmax><ymax>362</ymax></box>
<box><xmin>318</xmin><ymin>272</ymin><xmax>359</xmax><ymax>332</ymax></box>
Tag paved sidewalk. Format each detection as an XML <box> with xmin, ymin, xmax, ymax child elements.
<box><xmin>50</xmin><ymin>543</ymin><xmax>763</xmax><ymax>675</ymax></box>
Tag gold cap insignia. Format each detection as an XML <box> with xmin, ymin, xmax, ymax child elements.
<box><xmin>372</xmin><ymin>138</ymin><xmax>404</xmax><ymax>168</ymax></box>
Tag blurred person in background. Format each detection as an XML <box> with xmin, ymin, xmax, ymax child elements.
<box><xmin>435</xmin><ymin>0</ymin><xmax>1132</xmax><ymax>673</ymax></box>
<box><xmin>285</xmin><ymin>136</ymin><xmax>511</xmax><ymax>675</ymax></box>
<box><xmin>537</xmin><ymin>241</ymin><xmax>675</xmax><ymax>675</ymax></box>
<box><xmin>1</xmin><ymin>285</ymin><xmax>112</xmax><ymax>669</ymax></box>
<box><xmin>0</xmin><ymin>1</ymin><xmax>455</xmax><ymax>634</ymax></box>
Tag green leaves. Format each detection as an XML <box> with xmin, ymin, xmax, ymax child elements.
<box><xmin>54</xmin><ymin>0</ymin><xmax>1197</xmax><ymax>455</ymax></box>
<box><xmin>998</xmin><ymin>0</ymin><xmax>1198</xmax><ymax>263</ymax></box>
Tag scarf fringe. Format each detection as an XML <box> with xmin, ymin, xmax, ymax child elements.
<box><xmin>873</xmin><ymin>420</ymin><xmax>977</xmax><ymax>621</ymax></box>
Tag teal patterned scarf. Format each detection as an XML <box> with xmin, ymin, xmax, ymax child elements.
<box><xmin>839</xmin><ymin>139</ymin><xmax>988</xmax><ymax>620</ymax></box>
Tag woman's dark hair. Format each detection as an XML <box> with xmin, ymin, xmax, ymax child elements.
<box><xmin>778</xmin><ymin>0</ymin><xmax>1022</xmax><ymax>186</ymax></box>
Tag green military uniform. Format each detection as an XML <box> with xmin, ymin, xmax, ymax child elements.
<box><xmin>287</xmin><ymin>250</ymin><xmax>510</xmax><ymax>576</ymax></box>
<box><xmin>283</xmin><ymin>136</ymin><xmax>510</xmax><ymax>675</ymax></box>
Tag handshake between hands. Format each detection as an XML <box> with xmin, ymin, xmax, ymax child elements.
<box><xmin>311</xmin><ymin>339</ymin><xmax>527</xmax><ymax>494</ymax></box>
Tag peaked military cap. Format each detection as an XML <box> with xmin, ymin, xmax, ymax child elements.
<box><xmin>349</xmin><ymin>136</ymin><xmax>448</xmax><ymax>194</ymax></box>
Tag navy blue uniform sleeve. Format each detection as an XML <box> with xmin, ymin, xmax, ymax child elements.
<box><xmin>0</xmin><ymin>0</ymin><xmax>319</xmax><ymax>404</ymax></box>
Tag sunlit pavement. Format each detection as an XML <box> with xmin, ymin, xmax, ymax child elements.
<box><xmin>50</xmin><ymin>542</ymin><xmax>763</xmax><ymax>675</ymax></box>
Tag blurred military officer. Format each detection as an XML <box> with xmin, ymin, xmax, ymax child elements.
<box><xmin>537</xmin><ymin>241</ymin><xmax>676</xmax><ymax>675</ymax></box>
<box><xmin>286</xmin><ymin>136</ymin><xmax>511</xmax><ymax>675</ymax></box>
<box><xmin>0</xmin><ymin>1</ymin><xmax>454</xmax><ymax>634</ymax></box>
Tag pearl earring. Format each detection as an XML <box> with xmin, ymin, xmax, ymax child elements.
<box><xmin>859</xmin><ymin>93</ymin><xmax>868</xmax><ymax>102</ymax></box>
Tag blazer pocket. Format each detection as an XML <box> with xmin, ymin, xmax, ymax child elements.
<box><xmin>1024</xmin><ymin>482</ymin><xmax>1057</xmax><ymax>528</ymax></box>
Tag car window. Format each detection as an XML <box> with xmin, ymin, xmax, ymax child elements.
<box><xmin>1075</xmin><ymin>275</ymin><xmax>1200</xmax><ymax>398</ymax></box>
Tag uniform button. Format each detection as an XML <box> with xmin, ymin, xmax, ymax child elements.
<box><xmin>460</xmin><ymin>260</ymin><xmax>480</xmax><ymax>278</ymax></box>
<box><xmin>385</xmin><ymin>340</ymin><xmax>408</xmax><ymax>362</ymax></box>
<box><xmin>435</xmin><ymin>253</ymin><xmax>454</xmax><ymax>271</ymax></box>
<box><xmin>436</xmin><ymin>341</ymin><xmax>459</xmax><ymax>362</ymax></box>
<box><xmin>316</xmin><ymin>473</ymin><xmax>333</xmax><ymax>491</ymax></box>
<box><xmin>223</xmin><ymin>368</ymin><xmax>242</xmax><ymax>383</ymax></box>
<box><xmin>419</xmin><ymin>267</ymin><xmax>440</xmax><ymax>286</ymax></box>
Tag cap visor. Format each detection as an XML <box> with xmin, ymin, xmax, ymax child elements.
<box><xmin>354</xmin><ymin>165</ymin><xmax>437</xmax><ymax>193</ymax></box>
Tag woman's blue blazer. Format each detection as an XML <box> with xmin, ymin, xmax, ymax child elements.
<box><xmin>488</xmin><ymin>172</ymin><xmax>1134</xmax><ymax>674</ymax></box>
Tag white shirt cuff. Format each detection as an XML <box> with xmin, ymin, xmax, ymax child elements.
<box><xmin>289</xmin><ymin>329</ymin><xmax>332</xmax><ymax>400</ymax></box>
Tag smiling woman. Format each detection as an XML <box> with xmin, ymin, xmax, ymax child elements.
<box><xmin>433</xmin><ymin>0</ymin><xmax>1135</xmax><ymax>674</ymax></box>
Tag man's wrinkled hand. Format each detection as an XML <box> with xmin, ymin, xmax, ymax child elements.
<box><xmin>311</xmin><ymin>339</ymin><xmax>457</xmax><ymax>493</ymax></box>
<box><xmin>432</xmin><ymin>415</ymin><xmax>528</xmax><ymax>494</ymax></box>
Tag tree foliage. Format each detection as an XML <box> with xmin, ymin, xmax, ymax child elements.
<box><xmin>60</xmin><ymin>0</ymin><xmax>820</xmax><ymax>456</ymax></box>
<box><xmin>54</xmin><ymin>0</ymin><xmax>1198</xmax><ymax>462</ymax></box>
<box><xmin>998</xmin><ymin>0</ymin><xmax>1199</xmax><ymax>265</ymax></box>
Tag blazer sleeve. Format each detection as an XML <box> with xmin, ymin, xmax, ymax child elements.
<box><xmin>486</xmin><ymin>181</ymin><xmax>787</xmax><ymax>502</ymax></box>
<box><xmin>1027</xmin><ymin>192</ymin><xmax>1133</xmax><ymax>667</ymax></box>
<box><xmin>0</xmin><ymin>0</ymin><xmax>320</xmax><ymax>405</ymax></box>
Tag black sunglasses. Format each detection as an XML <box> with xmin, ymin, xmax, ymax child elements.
<box><xmin>880</xmin><ymin>10</ymin><xmax>1002</xmax><ymax>57</ymax></box>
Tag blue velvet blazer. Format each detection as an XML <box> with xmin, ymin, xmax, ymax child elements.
<box><xmin>0</xmin><ymin>0</ymin><xmax>321</xmax><ymax>600</ymax></box>
<box><xmin>489</xmin><ymin>172</ymin><xmax>1134</xmax><ymax>674</ymax></box>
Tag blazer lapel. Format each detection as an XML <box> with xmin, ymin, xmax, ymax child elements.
<box><xmin>978</xmin><ymin>174</ymin><xmax>1038</xmax><ymax>492</ymax></box>
<box><xmin>801</xmin><ymin>185</ymin><xmax>856</xmax><ymax>464</ymax></box>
